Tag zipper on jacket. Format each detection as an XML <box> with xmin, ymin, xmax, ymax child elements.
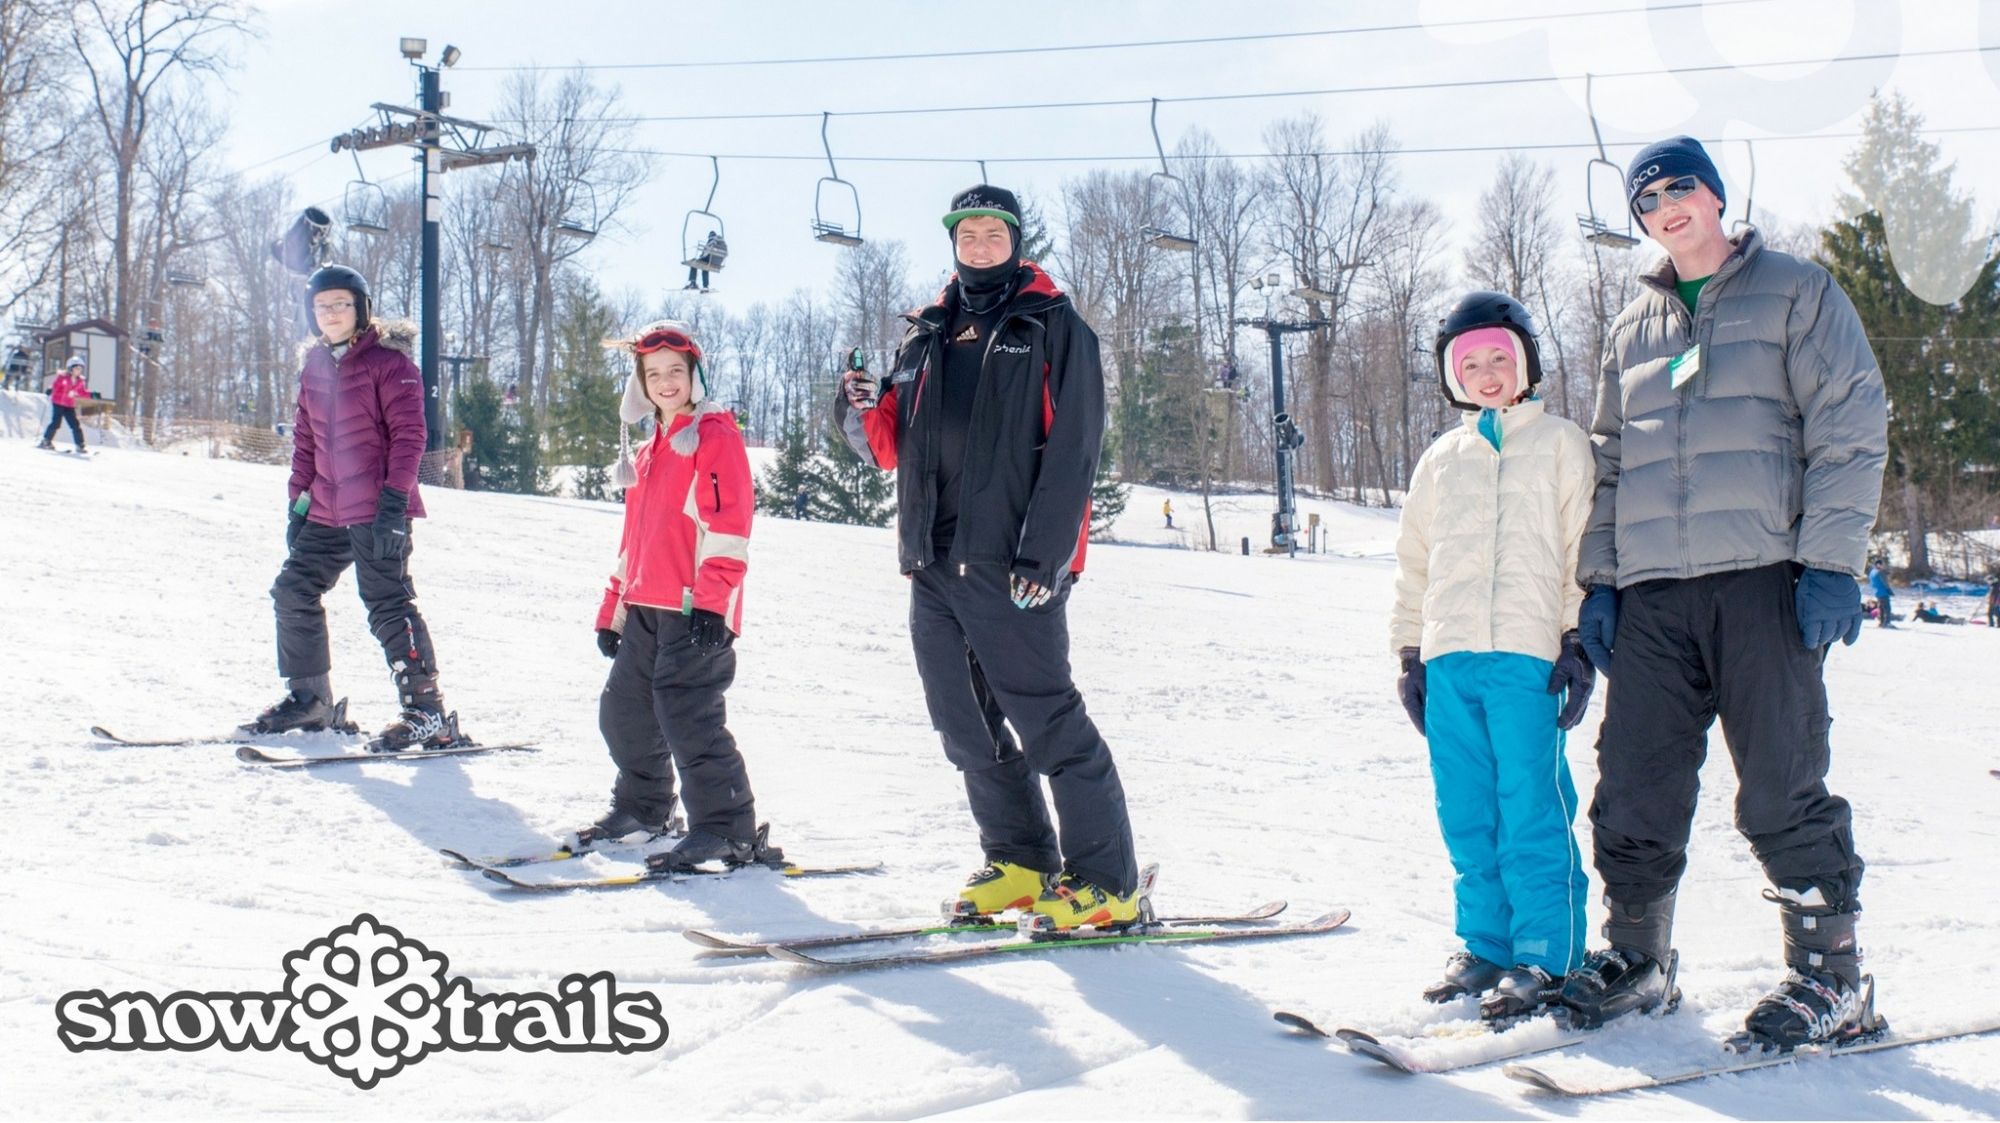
<box><xmin>709</xmin><ymin>472</ymin><xmax>721</xmax><ymax>513</ymax></box>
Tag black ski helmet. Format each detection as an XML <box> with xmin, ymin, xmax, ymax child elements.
<box><xmin>1432</xmin><ymin>290</ymin><xmax>1542</xmax><ymax>412</ymax></box>
<box><xmin>305</xmin><ymin>265</ymin><xmax>371</xmax><ymax>330</ymax></box>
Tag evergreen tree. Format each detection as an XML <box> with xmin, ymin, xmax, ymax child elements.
<box><xmin>755</xmin><ymin>417</ymin><xmax>819</xmax><ymax>518</ymax></box>
<box><xmin>1820</xmin><ymin>92</ymin><xmax>2000</xmax><ymax>575</ymax></box>
<box><xmin>545</xmin><ymin>278</ymin><xmax>623</xmax><ymax>500</ymax></box>
<box><xmin>810</xmin><ymin>416</ymin><xmax>896</xmax><ymax>527</ymax></box>
<box><xmin>454</xmin><ymin>377</ymin><xmax>548</xmax><ymax>495</ymax></box>
<box><xmin>1090</xmin><ymin>420</ymin><xmax>1132</xmax><ymax>537</ymax></box>
<box><xmin>1017</xmin><ymin>196</ymin><xmax>1056</xmax><ymax>265</ymax></box>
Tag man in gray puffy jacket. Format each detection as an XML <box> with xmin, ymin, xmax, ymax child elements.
<box><xmin>1561</xmin><ymin>136</ymin><xmax>1888</xmax><ymax>1052</ymax></box>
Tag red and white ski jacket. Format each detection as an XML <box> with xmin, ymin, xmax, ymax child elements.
<box><xmin>596</xmin><ymin>401</ymin><xmax>754</xmax><ymax>634</ymax></box>
<box><xmin>49</xmin><ymin>372</ymin><xmax>90</xmax><ymax>409</ymax></box>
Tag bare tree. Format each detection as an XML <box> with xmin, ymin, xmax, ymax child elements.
<box><xmin>1176</xmin><ymin>128</ymin><xmax>1261</xmax><ymax>543</ymax></box>
<box><xmin>0</xmin><ymin>0</ymin><xmax>76</xmax><ymax>309</ymax></box>
<box><xmin>833</xmin><ymin>238</ymin><xmax>916</xmax><ymax>358</ymax></box>
<box><xmin>127</xmin><ymin>94</ymin><xmax>220</xmax><ymax>428</ymax></box>
<box><xmin>69</xmin><ymin>0</ymin><xmax>250</xmax><ymax>424</ymax></box>
<box><xmin>1057</xmin><ymin>169</ymin><xmax>1172</xmax><ymax>479</ymax></box>
<box><xmin>493</xmin><ymin>68</ymin><xmax>649</xmax><ymax>409</ymax></box>
<box><xmin>1260</xmin><ymin>114</ymin><xmax>1398</xmax><ymax>494</ymax></box>
<box><xmin>1372</xmin><ymin>198</ymin><xmax>1449</xmax><ymax>482</ymax></box>
<box><xmin>1461</xmin><ymin>153</ymin><xmax>1588</xmax><ymax>417</ymax></box>
<box><xmin>207</xmin><ymin>172</ymin><xmax>298</xmax><ymax>424</ymax></box>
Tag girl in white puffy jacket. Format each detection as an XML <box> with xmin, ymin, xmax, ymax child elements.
<box><xmin>1389</xmin><ymin>291</ymin><xmax>1596</xmax><ymax>1020</ymax></box>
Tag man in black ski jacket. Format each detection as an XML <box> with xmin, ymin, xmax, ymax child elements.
<box><xmin>835</xmin><ymin>184</ymin><xmax>1142</xmax><ymax>931</ymax></box>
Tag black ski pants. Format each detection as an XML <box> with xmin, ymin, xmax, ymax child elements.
<box><xmin>1589</xmin><ymin>562</ymin><xmax>1864</xmax><ymax>910</ymax></box>
<box><xmin>271</xmin><ymin>521</ymin><xmax>438</xmax><ymax>681</ymax></box>
<box><xmin>598</xmin><ymin>605</ymin><xmax>755</xmax><ymax>840</ymax></box>
<box><xmin>42</xmin><ymin>405</ymin><xmax>83</xmax><ymax>447</ymax></box>
<box><xmin>909</xmin><ymin>565</ymin><xmax>1139</xmax><ymax>895</ymax></box>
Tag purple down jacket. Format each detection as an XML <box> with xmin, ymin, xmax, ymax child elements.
<box><xmin>288</xmin><ymin>320</ymin><xmax>428</xmax><ymax>527</ymax></box>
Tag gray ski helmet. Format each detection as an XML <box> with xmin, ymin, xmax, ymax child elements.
<box><xmin>305</xmin><ymin>264</ymin><xmax>371</xmax><ymax>328</ymax></box>
<box><xmin>1432</xmin><ymin>290</ymin><xmax>1542</xmax><ymax>412</ymax></box>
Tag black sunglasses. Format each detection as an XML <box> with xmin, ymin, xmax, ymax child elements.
<box><xmin>1633</xmin><ymin>175</ymin><xmax>1702</xmax><ymax>216</ymax></box>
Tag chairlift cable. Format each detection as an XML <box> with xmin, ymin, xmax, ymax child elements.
<box><xmin>497</xmin><ymin>44</ymin><xmax>1999</xmax><ymax>126</ymax></box>
<box><xmin>454</xmin><ymin>0</ymin><xmax>1806</xmax><ymax>73</ymax></box>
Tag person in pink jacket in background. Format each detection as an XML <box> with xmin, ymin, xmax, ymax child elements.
<box><xmin>240</xmin><ymin>265</ymin><xmax>456</xmax><ymax>753</ymax></box>
<box><xmin>36</xmin><ymin>356</ymin><xmax>90</xmax><ymax>451</ymax></box>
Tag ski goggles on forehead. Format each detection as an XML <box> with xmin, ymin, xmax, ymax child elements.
<box><xmin>634</xmin><ymin>328</ymin><xmax>701</xmax><ymax>360</ymax></box>
<box><xmin>1632</xmin><ymin>175</ymin><xmax>1702</xmax><ymax>216</ymax></box>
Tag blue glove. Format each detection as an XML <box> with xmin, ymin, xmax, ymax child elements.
<box><xmin>1396</xmin><ymin>647</ymin><xmax>1426</xmax><ymax>735</ymax></box>
<box><xmin>1547</xmin><ymin>630</ymin><xmax>1596</xmax><ymax>731</ymax></box>
<box><xmin>1796</xmin><ymin>567</ymin><xmax>1864</xmax><ymax>649</ymax></box>
<box><xmin>1577</xmin><ymin>585</ymin><xmax>1619</xmax><ymax>674</ymax></box>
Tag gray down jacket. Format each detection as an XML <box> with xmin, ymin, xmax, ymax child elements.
<box><xmin>1577</xmin><ymin>228</ymin><xmax>1887</xmax><ymax>589</ymax></box>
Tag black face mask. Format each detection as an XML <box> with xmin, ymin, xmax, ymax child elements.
<box><xmin>953</xmin><ymin>227</ymin><xmax>1021</xmax><ymax>313</ymax></box>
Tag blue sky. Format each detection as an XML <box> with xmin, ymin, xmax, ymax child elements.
<box><xmin>203</xmin><ymin>0</ymin><xmax>2000</xmax><ymax>314</ymax></box>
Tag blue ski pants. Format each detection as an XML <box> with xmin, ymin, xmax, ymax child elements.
<box><xmin>1425</xmin><ymin>651</ymin><xmax>1588</xmax><ymax>975</ymax></box>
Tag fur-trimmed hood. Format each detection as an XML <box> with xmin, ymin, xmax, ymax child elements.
<box><xmin>296</xmin><ymin>319</ymin><xmax>418</xmax><ymax>366</ymax></box>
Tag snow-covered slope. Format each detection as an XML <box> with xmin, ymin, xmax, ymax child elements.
<box><xmin>2</xmin><ymin>440</ymin><xmax>1995</xmax><ymax>1118</ymax></box>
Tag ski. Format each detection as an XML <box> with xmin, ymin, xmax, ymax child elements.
<box><xmin>480</xmin><ymin>858</ymin><xmax>884</xmax><ymax>892</ymax></box>
<box><xmin>1504</xmin><ymin>1017</ymin><xmax>2000</xmax><ymax>1096</ymax></box>
<box><xmin>766</xmin><ymin>908</ymin><xmax>1349</xmax><ymax>971</ymax></box>
<box><xmin>235</xmin><ymin>742</ymin><xmax>536</xmax><ymax>769</ymax></box>
<box><xmin>686</xmin><ymin>900</ymin><xmax>1289</xmax><ymax>957</ymax></box>
<box><xmin>438</xmin><ymin>821</ymin><xmax>689</xmax><ymax>870</ymax></box>
<box><xmin>91</xmin><ymin>700</ymin><xmax>361</xmax><ymax>747</ymax></box>
<box><xmin>1313</xmin><ymin>1015</ymin><xmax>1589</xmax><ymax>1075</ymax></box>
<box><xmin>441</xmin><ymin>845</ymin><xmax>581</xmax><ymax>869</ymax></box>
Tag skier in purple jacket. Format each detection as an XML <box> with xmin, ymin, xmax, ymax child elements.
<box><xmin>241</xmin><ymin>265</ymin><xmax>456</xmax><ymax>751</ymax></box>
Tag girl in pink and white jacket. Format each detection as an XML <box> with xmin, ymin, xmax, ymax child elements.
<box><xmin>37</xmin><ymin>357</ymin><xmax>90</xmax><ymax>450</ymax></box>
<box><xmin>578</xmin><ymin>320</ymin><xmax>771</xmax><ymax>872</ymax></box>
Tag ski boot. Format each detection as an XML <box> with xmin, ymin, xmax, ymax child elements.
<box><xmin>1728</xmin><ymin>888</ymin><xmax>1885</xmax><ymax>1053</ymax></box>
<box><xmin>1559</xmin><ymin>892</ymin><xmax>1683</xmax><ymax>1028</ymax></box>
<box><xmin>369</xmin><ymin>669</ymin><xmax>457</xmax><ymax>752</ymax></box>
<box><xmin>647</xmin><ymin>822</ymin><xmax>782</xmax><ymax>873</ymax></box>
<box><xmin>1423</xmin><ymin>950</ymin><xmax>1507</xmax><ymax>1004</ymax></box>
<box><xmin>1019</xmin><ymin>868</ymin><xmax>1153</xmax><ymax>937</ymax></box>
<box><xmin>566</xmin><ymin>798</ymin><xmax>685</xmax><ymax>851</ymax></box>
<box><xmin>1481</xmin><ymin>964</ymin><xmax>1565</xmax><ymax>1022</ymax></box>
<box><xmin>946</xmin><ymin>861</ymin><xmax>1054</xmax><ymax>922</ymax></box>
<box><xmin>240</xmin><ymin>690</ymin><xmax>353</xmax><ymax>736</ymax></box>
<box><xmin>35</xmin><ymin>437</ymin><xmax>54</xmax><ymax>450</ymax></box>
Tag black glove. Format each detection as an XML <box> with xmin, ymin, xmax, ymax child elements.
<box><xmin>286</xmin><ymin>509</ymin><xmax>305</xmax><ymax>551</ymax></box>
<box><xmin>1396</xmin><ymin>647</ymin><xmax>1426</xmax><ymax>735</ymax></box>
<box><xmin>1548</xmin><ymin>629</ymin><xmax>1596</xmax><ymax>731</ymax></box>
<box><xmin>687</xmin><ymin>608</ymin><xmax>734</xmax><ymax>655</ymax></box>
<box><xmin>596</xmin><ymin>628</ymin><xmax>621</xmax><ymax>659</ymax></box>
<box><xmin>371</xmin><ymin>487</ymin><xmax>411</xmax><ymax>561</ymax></box>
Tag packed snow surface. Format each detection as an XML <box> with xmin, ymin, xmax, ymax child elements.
<box><xmin>2</xmin><ymin>439</ymin><xmax>1995</xmax><ymax>1119</ymax></box>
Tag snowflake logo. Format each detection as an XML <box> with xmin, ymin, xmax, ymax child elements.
<box><xmin>281</xmin><ymin>913</ymin><xmax>449</xmax><ymax>1089</ymax></box>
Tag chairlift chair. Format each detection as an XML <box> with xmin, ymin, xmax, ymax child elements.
<box><xmin>1575</xmin><ymin>74</ymin><xmax>1640</xmax><ymax>249</ymax></box>
<box><xmin>343</xmin><ymin>180</ymin><xmax>390</xmax><ymax>236</ymax></box>
<box><xmin>557</xmin><ymin>183</ymin><xmax>599</xmax><ymax>243</ymax></box>
<box><xmin>811</xmin><ymin>112</ymin><xmax>864</xmax><ymax>247</ymax></box>
<box><xmin>682</xmin><ymin>156</ymin><xmax>729</xmax><ymax>286</ymax></box>
<box><xmin>1729</xmin><ymin>140</ymin><xmax>1757</xmax><ymax>235</ymax></box>
<box><xmin>1140</xmin><ymin>99</ymin><xmax>1197</xmax><ymax>252</ymax></box>
<box><xmin>481</xmin><ymin>165</ymin><xmax>517</xmax><ymax>253</ymax></box>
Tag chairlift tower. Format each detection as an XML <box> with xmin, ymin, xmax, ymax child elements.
<box><xmin>330</xmin><ymin>38</ymin><xmax>533</xmax><ymax>449</ymax></box>
<box><xmin>1234</xmin><ymin>309</ymin><xmax>1327</xmax><ymax>552</ymax></box>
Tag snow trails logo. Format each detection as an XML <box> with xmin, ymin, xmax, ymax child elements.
<box><xmin>53</xmin><ymin>913</ymin><xmax>669</xmax><ymax>1089</ymax></box>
